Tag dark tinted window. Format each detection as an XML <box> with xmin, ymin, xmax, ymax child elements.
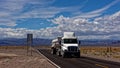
<box><xmin>64</xmin><ymin>39</ymin><xmax>77</xmax><ymax>44</ymax></box>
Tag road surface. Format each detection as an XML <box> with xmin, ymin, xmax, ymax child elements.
<box><xmin>37</xmin><ymin>48</ymin><xmax>120</xmax><ymax>68</ymax></box>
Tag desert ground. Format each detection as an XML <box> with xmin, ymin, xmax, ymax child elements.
<box><xmin>0</xmin><ymin>46</ymin><xmax>55</xmax><ymax>68</ymax></box>
<box><xmin>0</xmin><ymin>45</ymin><xmax>120</xmax><ymax>68</ymax></box>
<box><xmin>80</xmin><ymin>46</ymin><xmax>120</xmax><ymax>62</ymax></box>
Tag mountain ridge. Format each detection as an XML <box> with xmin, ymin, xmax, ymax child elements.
<box><xmin>0</xmin><ymin>38</ymin><xmax>120</xmax><ymax>46</ymax></box>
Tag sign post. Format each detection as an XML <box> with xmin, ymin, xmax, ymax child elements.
<box><xmin>27</xmin><ymin>34</ymin><xmax>33</xmax><ymax>56</ymax></box>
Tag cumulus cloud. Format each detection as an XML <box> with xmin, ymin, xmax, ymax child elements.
<box><xmin>0</xmin><ymin>0</ymin><xmax>82</xmax><ymax>27</ymax></box>
<box><xmin>0</xmin><ymin>27</ymin><xmax>56</xmax><ymax>39</ymax></box>
<box><xmin>51</xmin><ymin>15</ymin><xmax>88</xmax><ymax>25</ymax></box>
<box><xmin>49</xmin><ymin>11</ymin><xmax>120</xmax><ymax>40</ymax></box>
<box><xmin>0</xmin><ymin>0</ymin><xmax>118</xmax><ymax>27</ymax></box>
<box><xmin>1</xmin><ymin>11</ymin><xmax>119</xmax><ymax>40</ymax></box>
<box><xmin>0</xmin><ymin>0</ymin><xmax>120</xmax><ymax>40</ymax></box>
<box><xmin>0</xmin><ymin>11</ymin><xmax>120</xmax><ymax>40</ymax></box>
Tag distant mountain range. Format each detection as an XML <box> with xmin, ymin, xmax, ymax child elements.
<box><xmin>0</xmin><ymin>38</ymin><xmax>120</xmax><ymax>46</ymax></box>
<box><xmin>0</xmin><ymin>38</ymin><xmax>52</xmax><ymax>46</ymax></box>
<box><xmin>80</xmin><ymin>39</ymin><xmax>120</xmax><ymax>46</ymax></box>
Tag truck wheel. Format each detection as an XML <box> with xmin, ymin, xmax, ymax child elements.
<box><xmin>51</xmin><ymin>48</ymin><xmax>56</xmax><ymax>55</ymax></box>
<box><xmin>57</xmin><ymin>51</ymin><xmax>61</xmax><ymax>56</ymax></box>
<box><xmin>76</xmin><ymin>53</ymin><xmax>80</xmax><ymax>58</ymax></box>
<box><xmin>62</xmin><ymin>52</ymin><xmax>67</xmax><ymax>58</ymax></box>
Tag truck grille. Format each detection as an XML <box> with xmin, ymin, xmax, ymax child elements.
<box><xmin>68</xmin><ymin>46</ymin><xmax>78</xmax><ymax>52</ymax></box>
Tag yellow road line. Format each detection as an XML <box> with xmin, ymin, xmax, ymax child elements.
<box><xmin>95</xmin><ymin>64</ymin><xmax>109</xmax><ymax>68</ymax></box>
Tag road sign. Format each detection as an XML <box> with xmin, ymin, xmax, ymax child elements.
<box><xmin>27</xmin><ymin>34</ymin><xmax>33</xmax><ymax>44</ymax></box>
<box><xmin>27</xmin><ymin>34</ymin><xmax>33</xmax><ymax>56</ymax></box>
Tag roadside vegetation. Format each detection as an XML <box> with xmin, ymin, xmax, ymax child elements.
<box><xmin>80</xmin><ymin>46</ymin><xmax>120</xmax><ymax>59</ymax></box>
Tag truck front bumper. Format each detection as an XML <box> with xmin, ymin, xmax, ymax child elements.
<box><xmin>64</xmin><ymin>51</ymin><xmax>80</xmax><ymax>56</ymax></box>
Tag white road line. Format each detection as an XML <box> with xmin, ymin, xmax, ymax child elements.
<box><xmin>36</xmin><ymin>49</ymin><xmax>61</xmax><ymax>68</ymax></box>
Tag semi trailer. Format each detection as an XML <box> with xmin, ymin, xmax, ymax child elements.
<box><xmin>51</xmin><ymin>32</ymin><xmax>80</xmax><ymax>58</ymax></box>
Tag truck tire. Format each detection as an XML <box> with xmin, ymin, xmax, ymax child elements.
<box><xmin>76</xmin><ymin>53</ymin><xmax>80</xmax><ymax>58</ymax></box>
<box><xmin>62</xmin><ymin>52</ymin><xmax>67</xmax><ymax>58</ymax></box>
<box><xmin>51</xmin><ymin>48</ymin><xmax>56</xmax><ymax>55</ymax></box>
<box><xmin>57</xmin><ymin>51</ymin><xmax>61</xmax><ymax>56</ymax></box>
<box><xmin>56</xmin><ymin>49</ymin><xmax>61</xmax><ymax>56</ymax></box>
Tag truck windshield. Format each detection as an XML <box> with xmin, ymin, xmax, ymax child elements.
<box><xmin>63</xmin><ymin>39</ymin><xmax>77</xmax><ymax>44</ymax></box>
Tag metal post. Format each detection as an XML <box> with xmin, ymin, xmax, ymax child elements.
<box><xmin>27</xmin><ymin>34</ymin><xmax>33</xmax><ymax>56</ymax></box>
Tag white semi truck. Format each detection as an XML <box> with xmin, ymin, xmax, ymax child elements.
<box><xmin>51</xmin><ymin>32</ymin><xmax>80</xmax><ymax>58</ymax></box>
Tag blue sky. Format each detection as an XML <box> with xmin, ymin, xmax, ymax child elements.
<box><xmin>0</xmin><ymin>0</ymin><xmax>120</xmax><ymax>39</ymax></box>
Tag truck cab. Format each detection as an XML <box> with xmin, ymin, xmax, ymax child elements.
<box><xmin>51</xmin><ymin>32</ymin><xmax>80</xmax><ymax>58</ymax></box>
<box><xmin>60</xmin><ymin>34</ymin><xmax>80</xmax><ymax>57</ymax></box>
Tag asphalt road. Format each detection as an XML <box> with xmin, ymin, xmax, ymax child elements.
<box><xmin>37</xmin><ymin>49</ymin><xmax>120</xmax><ymax>68</ymax></box>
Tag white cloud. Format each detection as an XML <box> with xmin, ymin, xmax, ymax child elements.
<box><xmin>74</xmin><ymin>13</ymin><xmax>101</xmax><ymax>18</ymax></box>
<box><xmin>0</xmin><ymin>0</ymin><xmax>118</xmax><ymax>27</ymax></box>
<box><xmin>0</xmin><ymin>28</ymin><xmax>27</xmax><ymax>38</ymax></box>
<box><xmin>0</xmin><ymin>11</ymin><xmax>17</xmax><ymax>27</ymax></box>
<box><xmin>51</xmin><ymin>15</ymin><xmax>88</xmax><ymax>25</ymax></box>
<box><xmin>0</xmin><ymin>0</ymin><xmax>27</xmax><ymax>12</ymax></box>
<box><xmin>0</xmin><ymin>0</ymin><xmax>120</xmax><ymax>40</ymax></box>
<box><xmin>0</xmin><ymin>0</ymin><xmax>55</xmax><ymax>11</ymax></box>
<box><xmin>0</xmin><ymin>27</ymin><xmax>56</xmax><ymax>39</ymax></box>
<box><xmin>0</xmin><ymin>11</ymin><xmax>120</xmax><ymax>39</ymax></box>
<box><xmin>51</xmin><ymin>15</ymin><xmax>70</xmax><ymax>24</ymax></box>
<box><xmin>48</xmin><ymin>11</ymin><xmax>120</xmax><ymax>40</ymax></box>
<box><xmin>0</xmin><ymin>11</ymin><xmax>10</xmax><ymax>17</ymax></box>
<box><xmin>16</xmin><ymin>5</ymin><xmax>84</xmax><ymax>19</ymax></box>
<box><xmin>17</xmin><ymin>7</ymin><xmax>60</xmax><ymax>18</ymax></box>
<box><xmin>0</xmin><ymin>19</ymin><xmax>17</xmax><ymax>27</ymax></box>
<box><xmin>0</xmin><ymin>0</ymin><xmax>56</xmax><ymax>26</ymax></box>
<box><xmin>87</xmin><ymin>0</ymin><xmax>119</xmax><ymax>14</ymax></box>
<box><xmin>73</xmin><ymin>0</ymin><xmax>120</xmax><ymax>18</ymax></box>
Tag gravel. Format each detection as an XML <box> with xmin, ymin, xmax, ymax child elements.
<box><xmin>0</xmin><ymin>48</ymin><xmax>56</xmax><ymax>68</ymax></box>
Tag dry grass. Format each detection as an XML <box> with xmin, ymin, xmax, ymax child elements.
<box><xmin>0</xmin><ymin>46</ymin><xmax>55</xmax><ymax>68</ymax></box>
<box><xmin>0</xmin><ymin>46</ymin><xmax>28</xmax><ymax>50</ymax></box>
<box><xmin>80</xmin><ymin>46</ymin><xmax>120</xmax><ymax>58</ymax></box>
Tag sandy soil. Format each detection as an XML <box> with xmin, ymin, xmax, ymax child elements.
<box><xmin>0</xmin><ymin>47</ymin><xmax>55</xmax><ymax>68</ymax></box>
<box><xmin>81</xmin><ymin>53</ymin><xmax>120</xmax><ymax>63</ymax></box>
<box><xmin>80</xmin><ymin>46</ymin><xmax>120</xmax><ymax>63</ymax></box>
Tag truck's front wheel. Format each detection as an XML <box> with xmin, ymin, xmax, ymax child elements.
<box><xmin>62</xmin><ymin>52</ymin><xmax>67</xmax><ymax>58</ymax></box>
<box><xmin>57</xmin><ymin>51</ymin><xmax>61</xmax><ymax>56</ymax></box>
<box><xmin>76</xmin><ymin>52</ymin><xmax>80</xmax><ymax>58</ymax></box>
<box><xmin>51</xmin><ymin>48</ymin><xmax>56</xmax><ymax>55</ymax></box>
